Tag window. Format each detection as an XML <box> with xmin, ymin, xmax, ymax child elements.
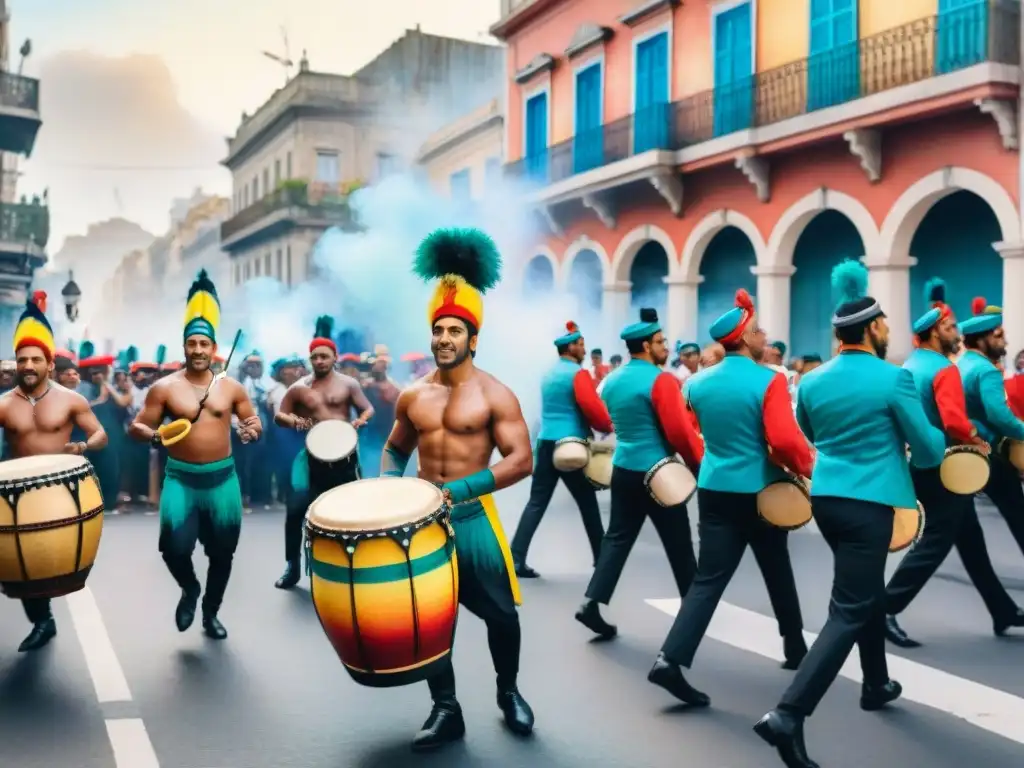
<box><xmin>286</xmin><ymin>245</ymin><xmax>292</xmax><ymax>286</ymax></box>
<box><xmin>377</xmin><ymin>152</ymin><xmax>399</xmax><ymax>178</ymax></box>
<box><xmin>243</xmin><ymin>186</ymin><xmax>249</xmax><ymax>207</ymax></box>
<box><xmin>524</xmin><ymin>90</ymin><xmax>549</xmax><ymax>181</ymax></box>
<box><xmin>234</xmin><ymin>263</ymin><xmax>241</xmax><ymax>286</ymax></box>
<box><xmin>274</xmin><ymin>159</ymin><xmax>281</xmax><ymax>186</ymax></box>
<box><xmin>485</xmin><ymin>157</ymin><xmax>501</xmax><ymax>188</ymax></box>
<box><xmin>573</xmin><ymin>61</ymin><xmax>603</xmax><ymax>172</ymax></box>
<box><xmin>449</xmin><ymin>168</ymin><xmax>471</xmax><ymax>200</ymax></box>
<box><xmin>251</xmin><ymin>177</ymin><xmax>258</xmax><ymax>201</ymax></box>
<box><xmin>262</xmin><ymin>169</ymin><xmax>270</xmax><ymax>196</ymax></box>
<box><xmin>286</xmin><ymin>151</ymin><xmax>293</xmax><ymax>178</ymax></box>
<box><xmin>712</xmin><ymin>4</ymin><xmax>754</xmax><ymax>136</ymax></box>
<box><xmin>276</xmin><ymin>248</ymin><xmax>283</xmax><ymax>279</ymax></box>
<box><xmin>244</xmin><ymin>262</ymin><xmax>251</xmax><ymax>281</ymax></box>
<box><xmin>254</xmin><ymin>257</ymin><xmax>261</xmax><ymax>277</ymax></box>
<box><xmin>315</xmin><ymin>151</ymin><xmax>340</xmax><ymax>184</ymax></box>
<box><xmin>635</xmin><ymin>30</ymin><xmax>670</xmax><ymax>151</ymax></box>
<box><xmin>264</xmin><ymin>252</ymin><xmax>271</xmax><ymax>276</ymax></box>
<box><xmin>808</xmin><ymin>0</ymin><xmax>858</xmax><ymax>110</ymax></box>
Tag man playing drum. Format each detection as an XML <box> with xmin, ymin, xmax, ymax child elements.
<box><xmin>130</xmin><ymin>270</ymin><xmax>262</xmax><ymax>641</ymax></box>
<box><xmin>652</xmin><ymin>290</ymin><xmax>812</xmax><ymax>708</ymax></box>
<box><xmin>509</xmin><ymin>319</ymin><xmax>612</xmax><ymax>578</ymax></box>
<box><xmin>273</xmin><ymin>315</ymin><xmax>374</xmax><ymax>590</ymax></box>
<box><xmin>575</xmin><ymin>308</ymin><xmax>703</xmax><ymax>642</ymax></box>
<box><xmin>754</xmin><ymin>260</ymin><xmax>945</xmax><ymax>768</ymax></box>
<box><xmin>381</xmin><ymin>227</ymin><xmax>535</xmax><ymax>751</ymax></box>
<box><xmin>0</xmin><ymin>292</ymin><xmax>108</xmax><ymax>651</ymax></box>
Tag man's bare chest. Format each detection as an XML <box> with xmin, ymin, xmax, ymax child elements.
<box><xmin>410</xmin><ymin>391</ymin><xmax>490</xmax><ymax>435</ymax></box>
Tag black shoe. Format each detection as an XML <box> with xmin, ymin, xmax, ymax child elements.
<box><xmin>781</xmin><ymin>634</ymin><xmax>807</xmax><ymax>670</ymax></box>
<box><xmin>17</xmin><ymin>618</ymin><xmax>56</xmax><ymax>652</ymax></box>
<box><xmin>647</xmin><ymin>654</ymin><xmax>711</xmax><ymax>707</ymax></box>
<box><xmin>861</xmin><ymin>679</ymin><xmax>902</xmax><ymax>711</ymax></box>
<box><xmin>202</xmin><ymin>615</ymin><xmax>228</xmax><ymax>640</ymax></box>
<box><xmin>175</xmin><ymin>586</ymin><xmax>201</xmax><ymax>632</ymax></box>
<box><xmin>753</xmin><ymin>710</ymin><xmax>819</xmax><ymax>768</ymax></box>
<box><xmin>994</xmin><ymin>608</ymin><xmax>1024</xmax><ymax>636</ymax></box>
<box><xmin>275</xmin><ymin>560</ymin><xmax>301</xmax><ymax>590</ymax></box>
<box><xmin>575</xmin><ymin>600</ymin><xmax>617</xmax><ymax>640</ymax></box>
<box><xmin>411</xmin><ymin>701</ymin><xmax>465</xmax><ymax>752</ymax></box>
<box><xmin>514</xmin><ymin>561</ymin><xmax>540</xmax><ymax>579</ymax></box>
<box><xmin>885</xmin><ymin>614</ymin><xmax>922</xmax><ymax>648</ymax></box>
<box><xmin>497</xmin><ymin>688</ymin><xmax>535</xmax><ymax>735</ymax></box>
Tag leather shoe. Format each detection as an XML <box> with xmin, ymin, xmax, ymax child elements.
<box><xmin>411</xmin><ymin>701</ymin><xmax>465</xmax><ymax>752</ymax></box>
<box><xmin>753</xmin><ymin>709</ymin><xmax>819</xmax><ymax>768</ymax></box>
<box><xmin>885</xmin><ymin>615</ymin><xmax>922</xmax><ymax>648</ymax></box>
<box><xmin>861</xmin><ymin>679</ymin><xmax>902</xmax><ymax>711</ymax></box>
<box><xmin>514</xmin><ymin>561</ymin><xmax>540</xmax><ymax>579</ymax></box>
<box><xmin>647</xmin><ymin>654</ymin><xmax>710</xmax><ymax>707</ymax></box>
<box><xmin>18</xmin><ymin>618</ymin><xmax>56</xmax><ymax>652</ymax></box>
<box><xmin>202</xmin><ymin>615</ymin><xmax>228</xmax><ymax>640</ymax></box>
<box><xmin>497</xmin><ymin>688</ymin><xmax>535</xmax><ymax>735</ymax></box>
<box><xmin>781</xmin><ymin>634</ymin><xmax>807</xmax><ymax>670</ymax></box>
<box><xmin>175</xmin><ymin>586</ymin><xmax>201</xmax><ymax>632</ymax></box>
<box><xmin>575</xmin><ymin>600</ymin><xmax>617</xmax><ymax>639</ymax></box>
<box><xmin>994</xmin><ymin>608</ymin><xmax>1024</xmax><ymax>636</ymax></box>
<box><xmin>274</xmin><ymin>560</ymin><xmax>301</xmax><ymax>590</ymax></box>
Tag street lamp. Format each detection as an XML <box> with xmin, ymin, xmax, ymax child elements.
<box><xmin>61</xmin><ymin>271</ymin><xmax>81</xmax><ymax>322</ymax></box>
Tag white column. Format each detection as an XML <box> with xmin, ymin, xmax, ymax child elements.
<box><xmin>995</xmin><ymin>241</ymin><xmax>1024</xmax><ymax>357</ymax></box>
<box><xmin>750</xmin><ymin>265</ymin><xmax>795</xmax><ymax>348</ymax></box>
<box><xmin>602</xmin><ymin>280</ymin><xmax>632</xmax><ymax>349</ymax></box>
<box><xmin>663</xmin><ymin>275</ymin><xmax>702</xmax><ymax>343</ymax></box>
<box><xmin>863</xmin><ymin>255</ymin><xmax>916</xmax><ymax>363</ymax></box>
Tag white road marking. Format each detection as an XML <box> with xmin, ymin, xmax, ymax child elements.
<box><xmin>647</xmin><ymin>598</ymin><xmax>1024</xmax><ymax>745</ymax></box>
<box><xmin>66</xmin><ymin>587</ymin><xmax>132</xmax><ymax>703</ymax></box>
<box><xmin>106</xmin><ymin>719</ymin><xmax>160</xmax><ymax>768</ymax></box>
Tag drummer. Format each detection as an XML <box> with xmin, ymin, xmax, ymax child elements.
<box><xmin>884</xmin><ymin>280</ymin><xmax>1024</xmax><ymax>647</ymax></box>
<box><xmin>272</xmin><ymin>315</ymin><xmax>374</xmax><ymax>590</ymax></box>
<box><xmin>0</xmin><ymin>291</ymin><xmax>108</xmax><ymax>651</ymax></box>
<box><xmin>510</xmin><ymin>320</ymin><xmax>612</xmax><ymax>578</ymax></box>
<box><xmin>130</xmin><ymin>270</ymin><xmax>262</xmax><ymax>641</ymax></box>
<box><xmin>753</xmin><ymin>260</ymin><xmax>945</xmax><ymax>768</ymax></box>
<box><xmin>382</xmin><ymin>227</ymin><xmax>535</xmax><ymax>750</ymax></box>
<box><xmin>652</xmin><ymin>289</ymin><xmax>811</xmax><ymax>707</ymax></box>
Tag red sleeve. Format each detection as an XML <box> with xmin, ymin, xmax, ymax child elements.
<box><xmin>572</xmin><ymin>369</ymin><xmax>613</xmax><ymax>433</ymax></box>
<box><xmin>651</xmin><ymin>372</ymin><xmax>704</xmax><ymax>469</ymax></box>
<box><xmin>762</xmin><ymin>374</ymin><xmax>813</xmax><ymax>478</ymax></box>
<box><xmin>1010</xmin><ymin>376</ymin><xmax>1024</xmax><ymax>420</ymax></box>
<box><xmin>932</xmin><ymin>366</ymin><xmax>975</xmax><ymax>443</ymax></box>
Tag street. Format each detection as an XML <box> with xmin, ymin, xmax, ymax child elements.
<box><xmin>2</xmin><ymin>483</ymin><xmax>1024</xmax><ymax>768</ymax></box>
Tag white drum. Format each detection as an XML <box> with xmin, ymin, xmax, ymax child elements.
<box><xmin>644</xmin><ymin>456</ymin><xmax>697</xmax><ymax>507</ymax></box>
<box><xmin>584</xmin><ymin>439</ymin><xmax>614</xmax><ymax>490</ymax></box>
<box><xmin>552</xmin><ymin>437</ymin><xmax>590</xmax><ymax>472</ymax></box>
<box><xmin>305</xmin><ymin>420</ymin><xmax>361</xmax><ymax>489</ymax></box>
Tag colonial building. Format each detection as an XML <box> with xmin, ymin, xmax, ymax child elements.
<box><xmin>494</xmin><ymin>0</ymin><xmax>1024</xmax><ymax>360</ymax></box>
<box><xmin>416</xmin><ymin>99</ymin><xmax>504</xmax><ymax>199</ymax></box>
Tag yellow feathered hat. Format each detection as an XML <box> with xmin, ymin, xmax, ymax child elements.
<box><xmin>13</xmin><ymin>290</ymin><xmax>55</xmax><ymax>361</ymax></box>
<box><xmin>413</xmin><ymin>227</ymin><xmax>502</xmax><ymax>331</ymax></box>
<box><xmin>183</xmin><ymin>269</ymin><xmax>220</xmax><ymax>342</ymax></box>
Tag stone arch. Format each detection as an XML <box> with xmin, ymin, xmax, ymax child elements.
<box><xmin>562</xmin><ymin>237</ymin><xmax>610</xmax><ymax>287</ymax></box>
<box><xmin>879</xmin><ymin>167</ymin><xmax>1021</xmax><ymax>261</ymax></box>
<box><xmin>563</xmin><ymin>240</ymin><xmax>606</xmax><ymax>314</ymax></box>
<box><xmin>609</xmin><ymin>224</ymin><xmax>679</xmax><ymax>282</ymax></box>
<box><xmin>522</xmin><ymin>247</ymin><xmax>558</xmax><ymax>296</ymax></box>
<box><xmin>766</xmin><ymin>188</ymin><xmax>880</xmax><ymax>268</ymax></box>
<box><xmin>680</xmin><ymin>209</ymin><xmax>767</xmax><ymax>281</ymax></box>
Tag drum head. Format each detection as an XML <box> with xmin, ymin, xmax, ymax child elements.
<box><xmin>307</xmin><ymin>477</ymin><xmax>443</xmax><ymax>532</ymax></box>
<box><xmin>552</xmin><ymin>439</ymin><xmax>589</xmax><ymax>471</ymax></box>
<box><xmin>584</xmin><ymin>452</ymin><xmax>612</xmax><ymax>489</ymax></box>
<box><xmin>890</xmin><ymin>504</ymin><xmax>924</xmax><ymax>553</ymax></box>
<box><xmin>648</xmin><ymin>460</ymin><xmax>696</xmax><ymax>507</ymax></box>
<box><xmin>0</xmin><ymin>453</ymin><xmax>87</xmax><ymax>481</ymax></box>
<box><xmin>757</xmin><ymin>479</ymin><xmax>812</xmax><ymax>530</ymax></box>
<box><xmin>939</xmin><ymin>448</ymin><xmax>990</xmax><ymax>495</ymax></box>
<box><xmin>306</xmin><ymin>420</ymin><xmax>359</xmax><ymax>462</ymax></box>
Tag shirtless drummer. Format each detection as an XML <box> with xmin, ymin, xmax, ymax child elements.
<box><xmin>272</xmin><ymin>314</ymin><xmax>374</xmax><ymax>589</ymax></box>
<box><xmin>382</xmin><ymin>227</ymin><xmax>535</xmax><ymax>751</ymax></box>
<box><xmin>130</xmin><ymin>270</ymin><xmax>262</xmax><ymax>640</ymax></box>
<box><xmin>0</xmin><ymin>292</ymin><xmax>107</xmax><ymax>651</ymax></box>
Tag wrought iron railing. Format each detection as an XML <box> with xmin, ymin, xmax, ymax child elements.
<box><xmin>220</xmin><ymin>184</ymin><xmax>355</xmax><ymax>242</ymax></box>
<box><xmin>0</xmin><ymin>72</ymin><xmax>40</xmax><ymax>113</ymax></box>
<box><xmin>507</xmin><ymin>1</ymin><xmax>1019</xmax><ymax>184</ymax></box>
<box><xmin>0</xmin><ymin>202</ymin><xmax>49</xmax><ymax>249</ymax></box>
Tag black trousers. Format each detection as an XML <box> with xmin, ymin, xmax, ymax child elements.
<box><xmin>283</xmin><ymin>460</ymin><xmax>358</xmax><ymax>563</ymax></box>
<box><xmin>585</xmin><ymin>466</ymin><xmax>696</xmax><ymax>605</ymax></box>
<box><xmin>661</xmin><ymin>488</ymin><xmax>804</xmax><ymax>666</ymax></box>
<box><xmin>160</xmin><ymin>512</ymin><xmax>241</xmax><ymax>619</ymax></box>
<box><xmin>779</xmin><ymin>497</ymin><xmax>891</xmax><ymax>716</ymax></box>
<box><xmin>233</xmin><ymin>434</ymin><xmax>273</xmax><ymax>505</ymax></box>
<box><xmin>22</xmin><ymin>597</ymin><xmax>51</xmax><ymax>624</ymax></box>
<box><xmin>980</xmin><ymin>454</ymin><xmax>1024</xmax><ymax>557</ymax></box>
<box><xmin>510</xmin><ymin>439</ymin><xmax>605</xmax><ymax>564</ymax></box>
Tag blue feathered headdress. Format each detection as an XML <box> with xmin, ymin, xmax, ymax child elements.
<box><xmin>831</xmin><ymin>259</ymin><xmax>869</xmax><ymax>308</ymax></box>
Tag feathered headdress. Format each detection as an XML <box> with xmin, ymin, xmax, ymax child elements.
<box><xmin>156</xmin><ymin>344</ymin><xmax>167</xmax><ymax>366</ymax></box>
<box><xmin>413</xmin><ymin>227</ymin><xmax>502</xmax><ymax>331</ymax></box>
<box><xmin>13</xmin><ymin>291</ymin><xmax>55</xmax><ymax>360</ymax></box>
<box><xmin>310</xmin><ymin>315</ymin><xmax>336</xmax><ymax>354</ymax></box>
<box><xmin>959</xmin><ymin>295</ymin><xmax>1003</xmax><ymax>336</ymax></box>
<box><xmin>709</xmin><ymin>289</ymin><xmax>756</xmax><ymax>346</ymax></box>
<box><xmin>77</xmin><ymin>339</ymin><xmax>114</xmax><ymax>370</ymax></box>
<box><xmin>183</xmin><ymin>269</ymin><xmax>220</xmax><ymax>342</ymax></box>
<box><xmin>912</xmin><ymin>277</ymin><xmax>954</xmax><ymax>338</ymax></box>
<box><xmin>554</xmin><ymin>320</ymin><xmax>582</xmax><ymax>347</ymax></box>
<box><xmin>830</xmin><ymin>259</ymin><xmax>884</xmax><ymax>329</ymax></box>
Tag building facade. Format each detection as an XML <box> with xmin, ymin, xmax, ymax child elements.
<box><xmin>494</xmin><ymin>0</ymin><xmax>1024</xmax><ymax>360</ymax></box>
<box><xmin>416</xmin><ymin>99</ymin><xmax>504</xmax><ymax>199</ymax></box>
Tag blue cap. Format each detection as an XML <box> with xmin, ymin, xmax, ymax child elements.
<box><xmin>913</xmin><ymin>277</ymin><xmax>951</xmax><ymax>335</ymax></box>
<box><xmin>959</xmin><ymin>296</ymin><xmax>1002</xmax><ymax>336</ymax></box>
<box><xmin>912</xmin><ymin>308</ymin><xmax>942</xmax><ymax>335</ymax></box>
<box><xmin>676</xmin><ymin>341</ymin><xmax>699</xmax><ymax>355</ymax></box>
<box><xmin>183</xmin><ymin>317</ymin><xmax>215</xmax><ymax>342</ymax></box>
<box><xmin>621</xmin><ymin>308</ymin><xmax>661</xmax><ymax>342</ymax></box>
<box><xmin>770</xmin><ymin>340</ymin><xmax>787</xmax><ymax>356</ymax></box>
<box><xmin>554</xmin><ymin>321</ymin><xmax>582</xmax><ymax>347</ymax></box>
<box><xmin>709</xmin><ymin>289</ymin><xmax>755</xmax><ymax>344</ymax></box>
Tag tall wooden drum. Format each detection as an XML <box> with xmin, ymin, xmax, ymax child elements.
<box><xmin>0</xmin><ymin>454</ymin><xmax>104</xmax><ymax>599</ymax></box>
<box><xmin>305</xmin><ymin>477</ymin><xmax>459</xmax><ymax>688</ymax></box>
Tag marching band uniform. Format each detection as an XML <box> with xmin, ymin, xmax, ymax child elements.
<box><xmin>652</xmin><ymin>291</ymin><xmax>811</xmax><ymax>707</ymax></box>
<box><xmin>510</xmin><ymin>321</ymin><xmax>612</xmax><ymax>577</ymax></box>
<box><xmin>755</xmin><ymin>260</ymin><xmax>945</xmax><ymax>768</ymax></box>
<box><xmin>673</xmin><ymin>341</ymin><xmax>700</xmax><ymax>385</ymax></box>
<box><xmin>576</xmin><ymin>308</ymin><xmax>703</xmax><ymax>639</ymax></box>
<box><xmin>78</xmin><ymin>341</ymin><xmax>121</xmax><ymax>510</ymax></box>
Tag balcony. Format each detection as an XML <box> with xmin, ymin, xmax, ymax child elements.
<box><xmin>220</xmin><ymin>182</ymin><xmax>359</xmax><ymax>252</ymax></box>
<box><xmin>0</xmin><ymin>72</ymin><xmax>42</xmax><ymax>156</ymax></box>
<box><xmin>507</xmin><ymin>2</ymin><xmax>1019</xmax><ymax>218</ymax></box>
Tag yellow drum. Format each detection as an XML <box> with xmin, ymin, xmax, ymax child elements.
<box><xmin>584</xmin><ymin>439</ymin><xmax>614</xmax><ymax>490</ymax></box>
<box><xmin>305</xmin><ymin>477</ymin><xmax>458</xmax><ymax>688</ymax></box>
<box><xmin>939</xmin><ymin>445</ymin><xmax>990</xmax><ymax>495</ymax></box>
<box><xmin>0</xmin><ymin>454</ymin><xmax>104</xmax><ymax>598</ymax></box>
<box><xmin>757</xmin><ymin>476</ymin><xmax>813</xmax><ymax>530</ymax></box>
<box><xmin>890</xmin><ymin>503</ymin><xmax>926</xmax><ymax>553</ymax></box>
<box><xmin>644</xmin><ymin>456</ymin><xmax>697</xmax><ymax>507</ymax></box>
<box><xmin>552</xmin><ymin>437</ymin><xmax>590</xmax><ymax>472</ymax></box>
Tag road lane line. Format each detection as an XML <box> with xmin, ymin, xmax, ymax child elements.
<box><xmin>65</xmin><ymin>586</ymin><xmax>133</xmax><ymax>703</ymax></box>
<box><xmin>106</xmin><ymin>719</ymin><xmax>160</xmax><ymax>768</ymax></box>
<box><xmin>647</xmin><ymin>598</ymin><xmax>1024</xmax><ymax>745</ymax></box>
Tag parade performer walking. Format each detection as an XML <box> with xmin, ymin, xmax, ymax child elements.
<box><xmin>381</xmin><ymin>227</ymin><xmax>535</xmax><ymax>751</ymax></box>
<box><xmin>651</xmin><ymin>289</ymin><xmax>811</xmax><ymax>708</ymax></box>
<box><xmin>0</xmin><ymin>291</ymin><xmax>108</xmax><ymax>651</ymax></box>
<box><xmin>273</xmin><ymin>315</ymin><xmax>373</xmax><ymax>590</ymax></box>
<box><xmin>575</xmin><ymin>307</ymin><xmax>703</xmax><ymax>640</ymax></box>
<box><xmin>130</xmin><ymin>270</ymin><xmax>262</xmax><ymax>640</ymax></box>
<box><xmin>510</xmin><ymin>320</ymin><xmax>612</xmax><ymax>577</ymax></box>
<box><xmin>754</xmin><ymin>260</ymin><xmax>945</xmax><ymax>768</ymax></box>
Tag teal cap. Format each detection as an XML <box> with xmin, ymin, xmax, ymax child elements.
<box><xmin>709</xmin><ymin>289</ymin><xmax>755</xmax><ymax>344</ymax></box>
<box><xmin>554</xmin><ymin>321</ymin><xmax>582</xmax><ymax>347</ymax></box>
<box><xmin>958</xmin><ymin>296</ymin><xmax>1002</xmax><ymax>336</ymax></box>
<box><xmin>621</xmin><ymin>308</ymin><xmax>661</xmax><ymax>342</ymax></box>
<box><xmin>184</xmin><ymin>317</ymin><xmax>215</xmax><ymax>342</ymax></box>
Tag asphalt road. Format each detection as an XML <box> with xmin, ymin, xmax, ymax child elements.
<box><xmin>2</xmin><ymin>484</ymin><xmax>1024</xmax><ymax>768</ymax></box>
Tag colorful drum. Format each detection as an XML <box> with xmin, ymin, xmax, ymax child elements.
<box><xmin>890</xmin><ymin>503</ymin><xmax>926</xmax><ymax>553</ymax></box>
<box><xmin>306</xmin><ymin>420</ymin><xmax>361</xmax><ymax>495</ymax></box>
<box><xmin>584</xmin><ymin>438</ymin><xmax>614</xmax><ymax>490</ymax></box>
<box><xmin>757</xmin><ymin>476</ymin><xmax>812</xmax><ymax>530</ymax></box>
<box><xmin>552</xmin><ymin>437</ymin><xmax>590</xmax><ymax>472</ymax></box>
<box><xmin>939</xmin><ymin>445</ymin><xmax>990</xmax><ymax>495</ymax></box>
<box><xmin>644</xmin><ymin>456</ymin><xmax>697</xmax><ymax>507</ymax></box>
<box><xmin>305</xmin><ymin>477</ymin><xmax>458</xmax><ymax>688</ymax></box>
<box><xmin>0</xmin><ymin>454</ymin><xmax>104</xmax><ymax>599</ymax></box>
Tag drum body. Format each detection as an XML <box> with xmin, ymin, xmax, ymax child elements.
<box><xmin>306</xmin><ymin>420</ymin><xmax>361</xmax><ymax>496</ymax></box>
<box><xmin>552</xmin><ymin>437</ymin><xmax>589</xmax><ymax>472</ymax></box>
<box><xmin>584</xmin><ymin>436</ymin><xmax>614</xmax><ymax>490</ymax></box>
<box><xmin>0</xmin><ymin>454</ymin><xmax>104</xmax><ymax>598</ymax></box>
<box><xmin>305</xmin><ymin>477</ymin><xmax>458</xmax><ymax>688</ymax></box>
<box><xmin>757</xmin><ymin>477</ymin><xmax>812</xmax><ymax>530</ymax></box>
<box><xmin>998</xmin><ymin>438</ymin><xmax>1024</xmax><ymax>472</ymax></box>
<box><xmin>644</xmin><ymin>457</ymin><xmax>697</xmax><ymax>507</ymax></box>
<box><xmin>890</xmin><ymin>503</ymin><xmax>925</xmax><ymax>553</ymax></box>
<box><xmin>939</xmin><ymin>446</ymin><xmax>990</xmax><ymax>495</ymax></box>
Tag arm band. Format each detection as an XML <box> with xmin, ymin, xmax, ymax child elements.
<box><xmin>444</xmin><ymin>468</ymin><xmax>496</xmax><ymax>505</ymax></box>
<box><xmin>381</xmin><ymin>444</ymin><xmax>411</xmax><ymax>477</ymax></box>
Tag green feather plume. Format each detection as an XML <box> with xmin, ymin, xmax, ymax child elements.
<box><xmin>831</xmin><ymin>259</ymin><xmax>869</xmax><ymax>308</ymax></box>
<box><xmin>126</xmin><ymin>345</ymin><xmax>138</xmax><ymax>364</ymax></box>
<box><xmin>923</xmin><ymin>277</ymin><xmax>946</xmax><ymax>306</ymax></box>
<box><xmin>186</xmin><ymin>268</ymin><xmax>219</xmax><ymax>302</ymax></box>
<box><xmin>116</xmin><ymin>350</ymin><xmax>128</xmax><ymax>369</ymax></box>
<box><xmin>156</xmin><ymin>344</ymin><xmax>167</xmax><ymax>365</ymax></box>
<box><xmin>412</xmin><ymin>227</ymin><xmax>502</xmax><ymax>292</ymax></box>
<box><xmin>78</xmin><ymin>340</ymin><xmax>95</xmax><ymax>360</ymax></box>
<box><xmin>314</xmin><ymin>315</ymin><xmax>334</xmax><ymax>339</ymax></box>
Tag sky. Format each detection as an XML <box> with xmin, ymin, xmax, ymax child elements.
<box><xmin>11</xmin><ymin>0</ymin><xmax>504</xmax><ymax>249</ymax></box>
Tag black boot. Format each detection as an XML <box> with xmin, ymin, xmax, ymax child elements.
<box><xmin>514</xmin><ymin>560</ymin><xmax>540</xmax><ymax>579</ymax></box>
<box><xmin>861</xmin><ymin>679</ymin><xmax>902</xmax><ymax>711</ymax></box>
<box><xmin>647</xmin><ymin>654</ymin><xmax>710</xmax><ymax>707</ymax></box>
<box><xmin>175</xmin><ymin>585</ymin><xmax>201</xmax><ymax>632</ymax></box>
<box><xmin>885</xmin><ymin>614</ymin><xmax>921</xmax><ymax>648</ymax></box>
<box><xmin>753</xmin><ymin>709</ymin><xmax>819</xmax><ymax>768</ymax></box>
<box><xmin>411</xmin><ymin>700</ymin><xmax>465</xmax><ymax>752</ymax></box>
<box><xmin>201</xmin><ymin>551</ymin><xmax>235</xmax><ymax>639</ymax></box>
<box><xmin>575</xmin><ymin>599</ymin><xmax>617</xmax><ymax>639</ymax></box>
<box><xmin>202</xmin><ymin>614</ymin><xmax>228</xmax><ymax>640</ymax></box>
<box><xmin>18</xmin><ymin>618</ymin><xmax>56</xmax><ymax>652</ymax></box>
<box><xmin>994</xmin><ymin>607</ymin><xmax>1024</xmax><ymax>636</ymax></box>
<box><xmin>275</xmin><ymin>560</ymin><xmax>301</xmax><ymax>590</ymax></box>
<box><xmin>781</xmin><ymin>634</ymin><xmax>808</xmax><ymax>670</ymax></box>
<box><xmin>497</xmin><ymin>687</ymin><xmax>534</xmax><ymax>735</ymax></box>
<box><xmin>164</xmin><ymin>554</ymin><xmax>201</xmax><ymax>631</ymax></box>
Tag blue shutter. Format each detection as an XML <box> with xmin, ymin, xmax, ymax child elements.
<box><xmin>524</xmin><ymin>92</ymin><xmax>549</xmax><ymax>183</ymax></box>
<box><xmin>712</xmin><ymin>3</ymin><xmax>754</xmax><ymax>137</ymax></box>
<box><xmin>634</xmin><ymin>32</ymin><xmax>670</xmax><ymax>153</ymax></box>
<box><xmin>936</xmin><ymin>0</ymin><xmax>989</xmax><ymax>75</ymax></box>
<box><xmin>573</xmin><ymin>63</ymin><xmax>604</xmax><ymax>173</ymax></box>
<box><xmin>807</xmin><ymin>0</ymin><xmax>860</xmax><ymax>111</ymax></box>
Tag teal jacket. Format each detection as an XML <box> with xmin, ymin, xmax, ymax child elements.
<box><xmin>958</xmin><ymin>350</ymin><xmax>1024</xmax><ymax>444</ymax></box>
<box><xmin>903</xmin><ymin>348</ymin><xmax>976</xmax><ymax>451</ymax></box>
<box><xmin>796</xmin><ymin>350</ymin><xmax>945</xmax><ymax>509</ymax></box>
<box><xmin>537</xmin><ymin>358</ymin><xmax>612</xmax><ymax>441</ymax></box>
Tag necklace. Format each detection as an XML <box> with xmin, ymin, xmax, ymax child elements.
<box><xmin>17</xmin><ymin>383</ymin><xmax>51</xmax><ymax>406</ymax></box>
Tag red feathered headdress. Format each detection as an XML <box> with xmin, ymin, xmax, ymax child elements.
<box><xmin>717</xmin><ymin>289</ymin><xmax>755</xmax><ymax>347</ymax></box>
<box><xmin>566</xmin><ymin>321</ymin><xmax>578</xmax><ymax>333</ymax></box>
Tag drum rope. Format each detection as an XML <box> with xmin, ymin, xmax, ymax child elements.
<box><xmin>342</xmin><ymin>539</ymin><xmax>373</xmax><ymax>676</ymax></box>
<box><xmin>71</xmin><ymin>476</ymin><xmax>84</xmax><ymax>572</ymax></box>
<box><xmin>6</xmin><ymin>487</ymin><xmax>29</xmax><ymax>582</ymax></box>
<box><xmin>402</xmin><ymin>540</ymin><xmax>422</xmax><ymax>662</ymax></box>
